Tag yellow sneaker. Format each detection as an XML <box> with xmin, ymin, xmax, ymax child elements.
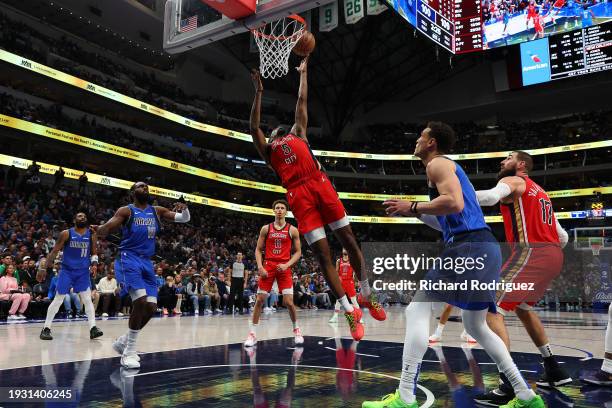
<box><xmin>362</xmin><ymin>390</ymin><xmax>418</xmax><ymax>408</ymax></box>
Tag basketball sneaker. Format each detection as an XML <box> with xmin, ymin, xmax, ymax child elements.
<box><xmin>362</xmin><ymin>390</ymin><xmax>417</xmax><ymax>408</ymax></box>
<box><xmin>357</xmin><ymin>293</ymin><xmax>387</xmax><ymax>321</ymax></box>
<box><xmin>293</xmin><ymin>328</ymin><xmax>304</xmax><ymax>345</ymax></box>
<box><xmin>499</xmin><ymin>395</ymin><xmax>545</xmax><ymax>408</ymax></box>
<box><xmin>329</xmin><ymin>312</ymin><xmax>339</xmax><ymax>324</ymax></box>
<box><xmin>244</xmin><ymin>331</ymin><xmax>257</xmax><ymax>347</ymax></box>
<box><xmin>536</xmin><ymin>356</ymin><xmax>572</xmax><ymax>387</ymax></box>
<box><xmin>345</xmin><ymin>308</ymin><xmax>364</xmax><ymax>341</ymax></box>
<box><xmin>40</xmin><ymin>327</ymin><xmax>53</xmax><ymax>340</ymax></box>
<box><xmin>112</xmin><ymin>335</ymin><xmax>140</xmax><ymax>362</ymax></box>
<box><xmin>121</xmin><ymin>353</ymin><xmax>140</xmax><ymax>369</ymax></box>
<box><xmin>460</xmin><ymin>330</ymin><xmax>477</xmax><ymax>344</ymax></box>
<box><xmin>428</xmin><ymin>333</ymin><xmax>442</xmax><ymax>343</ymax></box>
<box><xmin>90</xmin><ymin>326</ymin><xmax>103</xmax><ymax>339</ymax></box>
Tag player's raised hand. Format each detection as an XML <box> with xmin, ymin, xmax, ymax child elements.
<box><xmin>383</xmin><ymin>200</ymin><xmax>416</xmax><ymax>217</ymax></box>
<box><xmin>90</xmin><ymin>225</ymin><xmax>100</xmax><ymax>233</ymax></box>
<box><xmin>173</xmin><ymin>202</ymin><xmax>187</xmax><ymax>212</ymax></box>
<box><xmin>296</xmin><ymin>56</ymin><xmax>309</xmax><ymax>73</ymax></box>
<box><xmin>251</xmin><ymin>69</ymin><xmax>263</xmax><ymax>91</ymax></box>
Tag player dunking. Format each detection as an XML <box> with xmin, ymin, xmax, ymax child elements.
<box><xmin>474</xmin><ymin>151</ymin><xmax>571</xmax><ymax>405</ymax></box>
<box><xmin>93</xmin><ymin>182</ymin><xmax>190</xmax><ymax>369</ymax></box>
<box><xmin>40</xmin><ymin>212</ymin><xmax>103</xmax><ymax>341</ymax></box>
<box><xmin>329</xmin><ymin>249</ymin><xmax>360</xmax><ymax>324</ymax></box>
<box><xmin>244</xmin><ymin>199</ymin><xmax>303</xmax><ymax>347</ymax></box>
<box><xmin>364</xmin><ymin>122</ymin><xmax>544</xmax><ymax>408</ymax></box>
<box><xmin>250</xmin><ymin>57</ymin><xmax>386</xmax><ymax>341</ymax></box>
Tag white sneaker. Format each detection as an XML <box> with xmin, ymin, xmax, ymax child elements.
<box><xmin>121</xmin><ymin>353</ymin><xmax>141</xmax><ymax>369</ymax></box>
<box><xmin>215</xmin><ymin>309</ymin><xmax>222</xmax><ymax>314</ymax></box>
<box><xmin>113</xmin><ymin>337</ymin><xmax>141</xmax><ymax>361</ymax></box>
<box><xmin>117</xmin><ymin>312</ymin><xmax>124</xmax><ymax>317</ymax></box>
<box><xmin>244</xmin><ymin>332</ymin><xmax>257</xmax><ymax>347</ymax></box>
<box><xmin>263</xmin><ymin>307</ymin><xmax>271</xmax><ymax>313</ymax></box>
<box><xmin>293</xmin><ymin>328</ymin><xmax>304</xmax><ymax>345</ymax></box>
<box><xmin>328</xmin><ymin>313</ymin><xmax>339</xmax><ymax>324</ymax></box>
<box><xmin>271</xmin><ymin>307</ymin><xmax>277</xmax><ymax>312</ymax></box>
<box><xmin>460</xmin><ymin>330</ymin><xmax>477</xmax><ymax>344</ymax></box>
<box><xmin>428</xmin><ymin>333</ymin><xmax>442</xmax><ymax>343</ymax></box>
<box><xmin>7</xmin><ymin>314</ymin><xmax>19</xmax><ymax>321</ymax></box>
<box><xmin>102</xmin><ymin>313</ymin><xmax>109</xmax><ymax>317</ymax></box>
<box><xmin>194</xmin><ymin>310</ymin><xmax>199</xmax><ymax>315</ymax></box>
<box><xmin>17</xmin><ymin>314</ymin><xmax>26</xmax><ymax>320</ymax></box>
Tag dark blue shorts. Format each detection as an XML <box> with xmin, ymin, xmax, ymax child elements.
<box><xmin>424</xmin><ymin>229</ymin><xmax>501</xmax><ymax>311</ymax></box>
<box><xmin>56</xmin><ymin>268</ymin><xmax>90</xmax><ymax>295</ymax></box>
<box><xmin>115</xmin><ymin>251</ymin><xmax>157</xmax><ymax>299</ymax></box>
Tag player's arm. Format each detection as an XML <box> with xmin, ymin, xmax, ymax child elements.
<box><xmin>90</xmin><ymin>229</ymin><xmax>99</xmax><ymax>265</ymax></box>
<box><xmin>46</xmin><ymin>230</ymin><xmax>69</xmax><ymax>271</ymax></box>
<box><xmin>255</xmin><ymin>225</ymin><xmax>268</xmax><ymax>277</ymax></box>
<box><xmin>93</xmin><ymin>206</ymin><xmax>131</xmax><ymax>239</ymax></box>
<box><xmin>154</xmin><ymin>202</ymin><xmax>190</xmax><ymax>223</ymax></box>
<box><xmin>475</xmin><ymin>176</ymin><xmax>523</xmax><ymax>206</ymax></box>
<box><xmin>383</xmin><ymin>158</ymin><xmax>464</xmax><ymax>216</ymax></box>
<box><xmin>250</xmin><ymin>69</ymin><xmax>271</xmax><ymax>162</ymax></box>
<box><xmin>290</xmin><ymin>57</ymin><xmax>309</xmax><ymax>141</ymax></box>
<box><xmin>279</xmin><ymin>226</ymin><xmax>302</xmax><ymax>270</ymax></box>
<box><xmin>555</xmin><ymin>218</ymin><xmax>569</xmax><ymax>248</ymax></box>
<box><xmin>336</xmin><ymin>258</ymin><xmax>340</xmax><ymax>274</ymax></box>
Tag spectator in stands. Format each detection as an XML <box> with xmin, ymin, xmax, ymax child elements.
<box><xmin>53</xmin><ymin>166</ymin><xmax>65</xmax><ymax>189</ymax></box>
<box><xmin>293</xmin><ymin>275</ymin><xmax>307</xmax><ymax>309</ymax></box>
<box><xmin>30</xmin><ymin>269</ymin><xmax>50</xmax><ymax>318</ymax></box>
<box><xmin>19</xmin><ymin>255</ymin><xmax>37</xmax><ymax>289</ymax></box>
<box><xmin>7</xmin><ymin>165</ymin><xmax>18</xmax><ymax>189</ymax></box>
<box><xmin>155</xmin><ymin>266</ymin><xmax>165</xmax><ymax>288</ymax></box>
<box><xmin>265</xmin><ymin>280</ymin><xmax>279</xmax><ymax>312</ymax></box>
<box><xmin>63</xmin><ymin>288</ymin><xmax>83</xmax><ymax>319</ymax></box>
<box><xmin>98</xmin><ymin>269</ymin><xmax>122</xmax><ymax>317</ymax></box>
<box><xmin>0</xmin><ymin>254</ymin><xmax>13</xmax><ymax>277</ymax></box>
<box><xmin>158</xmin><ymin>276</ymin><xmax>179</xmax><ymax>316</ymax></box>
<box><xmin>0</xmin><ymin>264</ymin><xmax>30</xmax><ymax>320</ymax></box>
<box><xmin>78</xmin><ymin>171</ymin><xmax>87</xmax><ymax>195</ymax></box>
<box><xmin>315</xmin><ymin>278</ymin><xmax>331</xmax><ymax>309</ymax></box>
<box><xmin>204</xmin><ymin>274</ymin><xmax>220</xmax><ymax>314</ymax></box>
<box><xmin>216</xmin><ymin>272</ymin><xmax>229</xmax><ymax>312</ymax></box>
<box><xmin>187</xmin><ymin>274</ymin><xmax>210</xmax><ymax>315</ymax></box>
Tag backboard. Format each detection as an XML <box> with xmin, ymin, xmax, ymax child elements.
<box><xmin>164</xmin><ymin>0</ymin><xmax>335</xmax><ymax>54</ymax></box>
<box><xmin>573</xmin><ymin>227</ymin><xmax>612</xmax><ymax>254</ymax></box>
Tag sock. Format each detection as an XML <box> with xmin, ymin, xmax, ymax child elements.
<box><xmin>461</xmin><ymin>309</ymin><xmax>535</xmax><ymax>401</ymax></box>
<box><xmin>124</xmin><ymin>329</ymin><xmax>140</xmax><ymax>355</ymax></box>
<box><xmin>538</xmin><ymin>343</ymin><xmax>553</xmax><ymax>358</ymax></box>
<box><xmin>292</xmin><ymin>320</ymin><xmax>299</xmax><ymax>330</ymax></box>
<box><xmin>434</xmin><ymin>323</ymin><xmax>445</xmax><ymax>337</ymax></box>
<box><xmin>44</xmin><ymin>294</ymin><xmax>66</xmax><ymax>329</ymax></box>
<box><xmin>334</xmin><ymin>300</ymin><xmax>341</xmax><ymax>312</ymax></box>
<box><xmin>249</xmin><ymin>321</ymin><xmax>258</xmax><ymax>335</ymax></box>
<box><xmin>359</xmin><ymin>279</ymin><xmax>371</xmax><ymax>298</ymax></box>
<box><xmin>603</xmin><ymin>358</ymin><xmax>612</xmax><ymax>374</ymax></box>
<box><xmin>79</xmin><ymin>290</ymin><xmax>96</xmax><ymax>329</ymax></box>
<box><xmin>399</xmin><ymin>301</ymin><xmax>434</xmax><ymax>404</ymax></box>
<box><xmin>339</xmin><ymin>296</ymin><xmax>354</xmax><ymax>313</ymax></box>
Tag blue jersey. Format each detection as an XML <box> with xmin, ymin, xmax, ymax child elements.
<box><xmin>582</xmin><ymin>9</ymin><xmax>593</xmax><ymax>26</ymax></box>
<box><xmin>62</xmin><ymin>228</ymin><xmax>91</xmax><ymax>270</ymax></box>
<box><xmin>119</xmin><ymin>204</ymin><xmax>160</xmax><ymax>257</ymax></box>
<box><xmin>428</xmin><ymin>158</ymin><xmax>490</xmax><ymax>243</ymax></box>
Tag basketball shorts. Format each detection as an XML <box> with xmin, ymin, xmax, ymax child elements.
<box><xmin>258</xmin><ymin>260</ymin><xmax>293</xmax><ymax>295</ymax></box>
<box><xmin>115</xmin><ymin>251</ymin><xmax>158</xmax><ymax>299</ymax></box>
<box><xmin>341</xmin><ymin>279</ymin><xmax>356</xmax><ymax>298</ymax></box>
<box><xmin>497</xmin><ymin>244</ymin><xmax>563</xmax><ymax>312</ymax></box>
<box><xmin>286</xmin><ymin>172</ymin><xmax>346</xmax><ymax>235</ymax></box>
<box><xmin>56</xmin><ymin>267</ymin><xmax>90</xmax><ymax>295</ymax></box>
<box><xmin>423</xmin><ymin>229</ymin><xmax>502</xmax><ymax>311</ymax></box>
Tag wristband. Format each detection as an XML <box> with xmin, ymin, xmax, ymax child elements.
<box><xmin>410</xmin><ymin>201</ymin><xmax>419</xmax><ymax>214</ymax></box>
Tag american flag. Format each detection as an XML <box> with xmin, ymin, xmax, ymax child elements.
<box><xmin>180</xmin><ymin>15</ymin><xmax>198</xmax><ymax>32</ymax></box>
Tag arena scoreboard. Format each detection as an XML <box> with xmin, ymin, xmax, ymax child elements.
<box><xmin>520</xmin><ymin>20</ymin><xmax>612</xmax><ymax>86</ymax></box>
<box><xmin>385</xmin><ymin>0</ymin><xmax>482</xmax><ymax>53</ymax></box>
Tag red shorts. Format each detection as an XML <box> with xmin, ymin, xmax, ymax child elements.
<box><xmin>553</xmin><ymin>0</ymin><xmax>565</xmax><ymax>8</ymax></box>
<box><xmin>497</xmin><ymin>245</ymin><xmax>564</xmax><ymax>312</ymax></box>
<box><xmin>286</xmin><ymin>172</ymin><xmax>346</xmax><ymax>234</ymax></box>
<box><xmin>342</xmin><ymin>279</ymin><xmax>356</xmax><ymax>298</ymax></box>
<box><xmin>258</xmin><ymin>260</ymin><xmax>293</xmax><ymax>295</ymax></box>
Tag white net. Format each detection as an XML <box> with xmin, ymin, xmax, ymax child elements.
<box><xmin>252</xmin><ymin>15</ymin><xmax>305</xmax><ymax>79</ymax></box>
<box><xmin>589</xmin><ymin>237</ymin><xmax>604</xmax><ymax>256</ymax></box>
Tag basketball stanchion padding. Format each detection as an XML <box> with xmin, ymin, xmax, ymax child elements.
<box><xmin>252</xmin><ymin>14</ymin><xmax>307</xmax><ymax>79</ymax></box>
<box><xmin>199</xmin><ymin>0</ymin><xmax>256</xmax><ymax>19</ymax></box>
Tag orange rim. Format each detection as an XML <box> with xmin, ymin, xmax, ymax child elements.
<box><xmin>251</xmin><ymin>14</ymin><xmax>307</xmax><ymax>41</ymax></box>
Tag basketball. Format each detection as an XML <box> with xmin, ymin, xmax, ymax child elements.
<box><xmin>293</xmin><ymin>31</ymin><xmax>315</xmax><ymax>57</ymax></box>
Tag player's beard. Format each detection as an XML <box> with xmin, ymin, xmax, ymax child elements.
<box><xmin>75</xmin><ymin>221</ymin><xmax>87</xmax><ymax>228</ymax></box>
<box><xmin>497</xmin><ymin>167</ymin><xmax>516</xmax><ymax>181</ymax></box>
<box><xmin>134</xmin><ymin>191</ymin><xmax>151</xmax><ymax>204</ymax></box>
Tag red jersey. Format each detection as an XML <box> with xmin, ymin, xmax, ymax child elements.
<box><xmin>264</xmin><ymin>222</ymin><xmax>292</xmax><ymax>262</ymax></box>
<box><xmin>534</xmin><ymin>15</ymin><xmax>543</xmax><ymax>31</ymax></box>
<box><xmin>338</xmin><ymin>258</ymin><xmax>355</xmax><ymax>282</ymax></box>
<box><xmin>527</xmin><ymin>4</ymin><xmax>536</xmax><ymax>17</ymax></box>
<box><xmin>269</xmin><ymin>134</ymin><xmax>320</xmax><ymax>188</ymax></box>
<box><xmin>500</xmin><ymin>176</ymin><xmax>559</xmax><ymax>245</ymax></box>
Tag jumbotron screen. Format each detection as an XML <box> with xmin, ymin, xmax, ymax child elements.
<box><xmin>384</xmin><ymin>0</ymin><xmax>612</xmax><ymax>54</ymax></box>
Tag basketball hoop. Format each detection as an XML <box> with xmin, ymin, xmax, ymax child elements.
<box><xmin>589</xmin><ymin>237</ymin><xmax>604</xmax><ymax>256</ymax></box>
<box><xmin>251</xmin><ymin>14</ymin><xmax>306</xmax><ymax>79</ymax></box>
